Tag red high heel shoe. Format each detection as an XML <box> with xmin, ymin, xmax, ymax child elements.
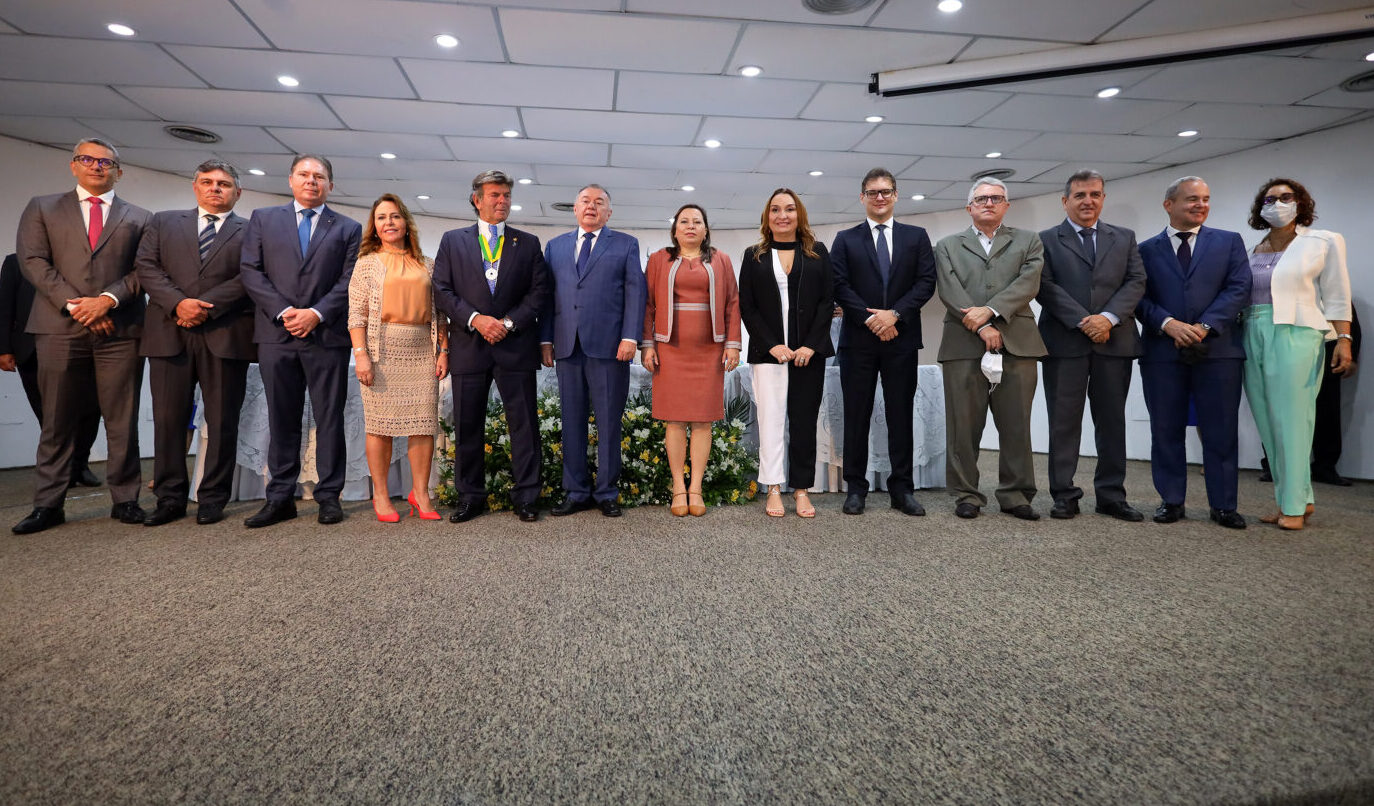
<box><xmin>408</xmin><ymin>491</ymin><xmax>441</xmax><ymax>520</ymax></box>
<box><xmin>373</xmin><ymin>499</ymin><xmax>401</xmax><ymax>523</ymax></box>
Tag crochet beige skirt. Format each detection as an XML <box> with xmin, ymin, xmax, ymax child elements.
<box><xmin>360</xmin><ymin>322</ymin><xmax>439</xmax><ymax>437</ymax></box>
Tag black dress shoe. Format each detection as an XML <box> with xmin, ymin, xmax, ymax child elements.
<box><xmin>514</xmin><ymin>502</ymin><xmax>539</xmax><ymax>522</ymax></box>
<box><xmin>1209</xmin><ymin>508</ymin><xmax>1247</xmax><ymax>529</ymax></box>
<box><xmin>245</xmin><ymin>500</ymin><xmax>297</xmax><ymax>528</ymax></box>
<box><xmin>13</xmin><ymin>507</ymin><xmax>64</xmax><ymax>534</ymax></box>
<box><xmin>70</xmin><ymin>466</ymin><xmax>102</xmax><ymax>487</ymax></box>
<box><xmin>598</xmin><ymin>499</ymin><xmax>622</xmax><ymax>517</ymax></box>
<box><xmin>1001</xmin><ymin>504</ymin><xmax>1040</xmax><ymax>521</ymax></box>
<box><xmin>143</xmin><ymin>503</ymin><xmax>186</xmax><ymax>526</ymax></box>
<box><xmin>1258</xmin><ymin>458</ymin><xmax>1273</xmax><ymax>483</ymax></box>
<box><xmin>955</xmin><ymin>502</ymin><xmax>980</xmax><ymax>519</ymax></box>
<box><xmin>1153</xmin><ymin>503</ymin><xmax>1185</xmax><ymax>523</ymax></box>
<box><xmin>551</xmin><ymin>497</ymin><xmax>594</xmax><ymax>516</ymax></box>
<box><xmin>450</xmin><ymin>500</ymin><xmax>484</xmax><ymax>523</ymax></box>
<box><xmin>1050</xmin><ymin>499</ymin><xmax>1080</xmax><ymax>519</ymax></box>
<box><xmin>111</xmin><ymin>501</ymin><xmax>146</xmax><ymax>524</ymax></box>
<box><xmin>890</xmin><ymin>492</ymin><xmax>926</xmax><ymax>516</ymax></box>
<box><xmin>1095</xmin><ymin>501</ymin><xmax>1144</xmax><ymax>522</ymax></box>
<box><xmin>317</xmin><ymin>499</ymin><xmax>344</xmax><ymax>525</ymax></box>
<box><xmin>196</xmin><ymin>504</ymin><xmax>225</xmax><ymax>525</ymax></box>
<box><xmin>842</xmin><ymin>492</ymin><xmax>865</xmax><ymax>515</ymax></box>
<box><xmin>1311</xmin><ymin>466</ymin><xmax>1353</xmax><ymax>486</ymax></box>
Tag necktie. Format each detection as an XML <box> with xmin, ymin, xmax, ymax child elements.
<box><xmin>575</xmin><ymin>231</ymin><xmax>594</xmax><ymax>278</ymax></box>
<box><xmin>1176</xmin><ymin>231</ymin><xmax>1192</xmax><ymax>270</ymax></box>
<box><xmin>1079</xmin><ymin>227</ymin><xmax>1096</xmax><ymax>266</ymax></box>
<box><xmin>199</xmin><ymin>214</ymin><xmax>219</xmax><ymax>261</ymax></box>
<box><xmin>298</xmin><ymin>208</ymin><xmax>316</xmax><ymax>258</ymax></box>
<box><xmin>874</xmin><ymin>223</ymin><xmax>891</xmax><ymax>287</ymax></box>
<box><xmin>87</xmin><ymin>197</ymin><xmax>103</xmax><ymax>250</ymax></box>
<box><xmin>486</xmin><ymin>224</ymin><xmax>500</xmax><ymax>293</ymax></box>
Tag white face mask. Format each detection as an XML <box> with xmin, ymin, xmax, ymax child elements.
<box><xmin>1260</xmin><ymin>200</ymin><xmax>1297</xmax><ymax>228</ymax></box>
<box><xmin>980</xmin><ymin>351</ymin><xmax>1003</xmax><ymax>390</ymax></box>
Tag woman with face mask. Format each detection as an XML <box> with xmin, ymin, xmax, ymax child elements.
<box><xmin>1242</xmin><ymin>178</ymin><xmax>1353</xmax><ymax>531</ymax></box>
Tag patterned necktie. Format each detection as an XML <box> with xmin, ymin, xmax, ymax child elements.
<box><xmin>575</xmin><ymin>231</ymin><xmax>594</xmax><ymax>278</ymax></box>
<box><xmin>874</xmin><ymin>223</ymin><xmax>891</xmax><ymax>287</ymax></box>
<box><xmin>87</xmin><ymin>197</ymin><xmax>103</xmax><ymax>250</ymax></box>
<box><xmin>1176</xmin><ymin>231</ymin><xmax>1192</xmax><ymax>269</ymax></box>
<box><xmin>298</xmin><ymin>208</ymin><xmax>316</xmax><ymax>258</ymax></box>
<box><xmin>199</xmin><ymin>214</ymin><xmax>218</xmax><ymax>261</ymax></box>
<box><xmin>1080</xmin><ymin>227</ymin><xmax>1096</xmax><ymax>266</ymax></box>
<box><xmin>486</xmin><ymin>224</ymin><xmax>500</xmax><ymax>293</ymax></box>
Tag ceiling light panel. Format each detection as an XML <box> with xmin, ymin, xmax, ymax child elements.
<box><xmin>627</xmin><ymin>0</ymin><xmax>875</xmax><ymax>26</ymax></box>
<box><xmin>696</xmin><ymin>117</ymin><xmax>871</xmax><ymax>150</ymax></box>
<box><xmin>401</xmin><ymin>60</ymin><xmax>614</xmax><ymax>110</ymax></box>
<box><xmin>800</xmin><ymin>83</ymin><xmax>1009</xmax><ymax>125</ymax></box>
<box><xmin>0</xmin><ymin>79</ymin><xmax>154</xmax><ymax>118</ymax></box>
<box><xmin>731</xmin><ymin>24</ymin><xmax>967</xmax><ymax>82</ymax></box>
<box><xmin>0</xmin><ymin>0</ymin><xmax>267</xmax><ymax>46</ymax></box>
<box><xmin>268</xmin><ymin>129</ymin><xmax>454</xmax><ymax>160</ymax></box>
<box><xmin>611</xmin><ymin>144</ymin><xmax>767</xmax><ymax>171</ymax></box>
<box><xmin>1134</xmin><ymin>102</ymin><xmax>1355</xmax><ymax>139</ymax></box>
<box><xmin>325</xmin><ymin>97</ymin><xmax>519</xmax><ymax>136</ymax></box>
<box><xmin>871</xmin><ymin>0</ymin><xmax>1135</xmax><ymax>43</ymax></box>
<box><xmin>119</xmin><ymin>87</ymin><xmax>341</xmax><ymax>127</ymax></box>
<box><xmin>855</xmin><ymin>123</ymin><xmax>1038</xmax><ymax>156</ymax></box>
<box><xmin>615</xmin><ymin>71</ymin><xmax>816</xmax><ymax>116</ymax></box>
<box><xmin>80</xmin><ymin>119</ymin><xmax>286</xmax><ymax>153</ymax></box>
<box><xmin>973</xmin><ymin>94</ymin><xmax>1189</xmax><ymax>134</ymax></box>
<box><xmin>0</xmin><ymin>37</ymin><xmax>205</xmax><ymax>86</ymax></box>
<box><xmin>521</xmin><ymin>109</ymin><xmax>701</xmax><ymax>146</ymax></box>
<box><xmin>1126</xmin><ymin>54</ymin><xmax>1357</xmax><ymax>105</ymax></box>
<box><xmin>501</xmin><ymin>10</ymin><xmax>737</xmax><ymax>72</ymax></box>
<box><xmin>230</xmin><ymin>0</ymin><xmax>503</xmax><ymax>60</ymax></box>
<box><xmin>442</xmin><ymin>136</ymin><xmax>610</xmax><ymax>167</ymax></box>
<box><xmin>167</xmin><ymin>47</ymin><xmax>412</xmax><ymax>97</ymax></box>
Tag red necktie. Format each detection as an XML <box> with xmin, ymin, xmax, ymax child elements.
<box><xmin>87</xmin><ymin>197</ymin><xmax>103</xmax><ymax>250</ymax></box>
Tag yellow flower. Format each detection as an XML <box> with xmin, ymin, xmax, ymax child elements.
<box><xmin>748</xmin><ymin>480</ymin><xmax>758</xmax><ymax>495</ymax></box>
<box><xmin>640</xmin><ymin>450</ymin><xmax>651</xmax><ymax>462</ymax></box>
<box><xmin>484</xmin><ymin>444</ymin><xmax>492</xmax><ymax>454</ymax></box>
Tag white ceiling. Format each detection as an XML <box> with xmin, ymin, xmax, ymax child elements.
<box><xmin>1</xmin><ymin>0</ymin><xmax>1372</xmax><ymax>228</ymax></box>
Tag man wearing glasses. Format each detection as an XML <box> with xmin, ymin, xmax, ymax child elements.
<box><xmin>934</xmin><ymin>179</ymin><xmax>1046</xmax><ymax>520</ymax></box>
<box><xmin>13</xmin><ymin>138</ymin><xmax>152</xmax><ymax>534</ymax></box>
<box><xmin>830</xmin><ymin>167</ymin><xmax>938</xmax><ymax>516</ymax></box>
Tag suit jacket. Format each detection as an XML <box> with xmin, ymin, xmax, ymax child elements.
<box><xmin>1036</xmin><ymin>220</ymin><xmax>1146</xmax><ymax>359</ymax></box>
<box><xmin>239</xmin><ymin>203</ymin><xmax>361</xmax><ymax>349</ymax></box>
<box><xmin>830</xmin><ymin>220</ymin><xmax>936</xmax><ymax>354</ymax></box>
<box><xmin>16</xmin><ymin>190</ymin><xmax>151</xmax><ymax>339</ymax></box>
<box><xmin>738</xmin><ymin>243</ymin><xmax>835</xmax><ymax>365</ymax></box>
<box><xmin>0</xmin><ymin>253</ymin><xmax>36</xmax><ymax>361</ymax></box>
<box><xmin>432</xmin><ymin>223</ymin><xmax>550</xmax><ymax>374</ymax></box>
<box><xmin>1136</xmin><ymin>226</ymin><xmax>1250</xmax><ymax>364</ymax></box>
<box><xmin>136</xmin><ymin>209</ymin><xmax>255</xmax><ymax>361</ymax></box>
<box><xmin>934</xmin><ymin>225</ymin><xmax>1047</xmax><ymax>361</ymax></box>
<box><xmin>1258</xmin><ymin>226</ymin><xmax>1351</xmax><ymax>337</ymax></box>
<box><xmin>539</xmin><ymin>227</ymin><xmax>646</xmax><ymax>360</ymax></box>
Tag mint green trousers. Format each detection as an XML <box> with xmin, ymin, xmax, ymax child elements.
<box><xmin>1242</xmin><ymin>305</ymin><xmax>1325</xmax><ymax>516</ymax></box>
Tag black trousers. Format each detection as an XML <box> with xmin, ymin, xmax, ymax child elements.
<box><xmin>453</xmin><ymin>367</ymin><xmax>540</xmax><ymax>506</ymax></box>
<box><xmin>838</xmin><ymin>345</ymin><xmax>918</xmax><ymax>497</ymax></box>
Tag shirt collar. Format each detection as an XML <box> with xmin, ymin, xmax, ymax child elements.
<box><xmin>1166</xmin><ymin>224</ymin><xmax>1201</xmax><ymax>239</ymax></box>
<box><xmin>1067</xmin><ymin>218</ymin><xmax>1098</xmax><ymax>234</ymax></box>
<box><xmin>76</xmin><ymin>186</ymin><xmax>115</xmax><ymax>205</ymax></box>
<box><xmin>479</xmin><ymin>219</ymin><xmax>506</xmax><ymax>238</ymax></box>
<box><xmin>293</xmin><ymin>200</ymin><xmax>324</xmax><ymax>215</ymax></box>
<box><xmin>197</xmin><ymin>207</ymin><xmax>227</xmax><ymax>220</ymax></box>
<box><xmin>866</xmin><ymin>216</ymin><xmax>893</xmax><ymax>231</ymax></box>
<box><xmin>577</xmin><ymin>226</ymin><xmax>603</xmax><ymax>240</ymax></box>
<box><xmin>972</xmin><ymin>224</ymin><xmax>1003</xmax><ymax>240</ymax></box>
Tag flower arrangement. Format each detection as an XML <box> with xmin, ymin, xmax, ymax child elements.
<box><xmin>436</xmin><ymin>389</ymin><xmax>757</xmax><ymax>510</ymax></box>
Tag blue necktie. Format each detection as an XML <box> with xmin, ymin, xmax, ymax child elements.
<box><xmin>486</xmin><ymin>224</ymin><xmax>500</xmax><ymax>293</ymax></box>
<box><xmin>875</xmin><ymin>223</ymin><xmax>891</xmax><ymax>287</ymax></box>
<box><xmin>1176</xmin><ymin>231</ymin><xmax>1192</xmax><ymax>270</ymax></box>
<box><xmin>298</xmin><ymin>208</ymin><xmax>315</xmax><ymax>258</ymax></box>
<box><xmin>198</xmin><ymin>214</ymin><xmax>218</xmax><ymax>262</ymax></box>
<box><xmin>1079</xmin><ymin>226</ymin><xmax>1096</xmax><ymax>266</ymax></box>
<box><xmin>575</xmin><ymin>231</ymin><xmax>593</xmax><ymax>278</ymax></box>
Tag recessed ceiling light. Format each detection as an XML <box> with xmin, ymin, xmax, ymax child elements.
<box><xmin>865</xmin><ymin>115</ymin><xmax>884</xmax><ymax>123</ymax></box>
<box><xmin>1365</xmin><ymin>51</ymin><xmax>1374</xmax><ymax>62</ymax></box>
<box><xmin>248</xmin><ymin>168</ymin><xmax>266</xmax><ymax>176</ymax></box>
<box><xmin>738</xmin><ymin>65</ymin><xmax>763</xmax><ymax>78</ymax></box>
<box><xmin>511</xmin><ymin>205</ymin><xmax>522</xmax><ymax>212</ymax></box>
<box><xmin>681</xmin><ymin>185</ymin><xmax>695</xmax><ymax>192</ymax></box>
<box><xmin>1096</xmin><ymin>86</ymin><xmax>1121</xmax><ymax>98</ymax></box>
<box><xmin>517</xmin><ymin>177</ymin><xmax>532</xmax><ymax>185</ymax></box>
<box><xmin>911</xmin><ymin>194</ymin><xmax>926</xmax><ymax>201</ymax></box>
<box><xmin>501</xmin><ymin>129</ymin><xmax>520</xmax><ymax>138</ymax></box>
<box><xmin>107</xmin><ymin>23</ymin><xmax>136</xmax><ymax>37</ymax></box>
<box><xmin>703</xmin><ymin>138</ymin><xmax>722</xmax><ymax>148</ymax></box>
<box><xmin>937</xmin><ymin>0</ymin><xmax>963</xmax><ymax>12</ymax></box>
<box><xmin>1177</xmin><ymin>129</ymin><xmax>1199</xmax><ymax>137</ymax></box>
<box><xmin>809</xmin><ymin>170</ymin><xmax>824</xmax><ymax>176</ymax></box>
<box><xmin>434</xmin><ymin>34</ymin><xmax>459</xmax><ymax>49</ymax></box>
<box><xmin>379</xmin><ymin>152</ymin><xmax>396</xmax><ymax>160</ymax></box>
<box><xmin>277</xmin><ymin>75</ymin><xmax>300</xmax><ymax>88</ymax></box>
<box><xmin>985</xmin><ymin>151</ymin><xmax>1002</xmax><ymax>158</ymax></box>
<box><xmin>416</xmin><ymin>195</ymin><xmax>430</xmax><ymax>200</ymax></box>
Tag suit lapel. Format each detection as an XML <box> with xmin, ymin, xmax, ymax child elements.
<box><xmin>858</xmin><ymin>222</ymin><xmax>882</xmax><ymax>280</ymax></box>
<box><xmin>1059</xmin><ymin>222</ymin><xmax>1092</xmax><ymax>267</ymax></box>
<box><xmin>462</xmin><ymin>225</ymin><xmax>494</xmax><ymax>302</ymax></box>
<box><xmin>60</xmin><ymin>193</ymin><xmax>88</xmax><ymax>253</ymax></box>
<box><xmin>202</xmin><ymin>212</ymin><xmax>242</xmax><ymax>268</ymax></box>
<box><xmin>1186</xmin><ymin>227</ymin><xmax>1211</xmax><ymax>276</ymax></box>
<box><xmin>94</xmin><ymin>198</ymin><xmax>128</xmax><ymax>253</ymax></box>
<box><xmin>1095</xmin><ymin>223</ymin><xmax>1116</xmax><ymax>266</ymax></box>
<box><xmin>578</xmin><ymin>229</ymin><xmax>607</xmax><ymax>285</ymax></box>
<box><xmin>303</xmin><ymin>206</ymin><xmax>333</xmax><ymax>263</ymax></box>
<box><xmin>958</xmin><ymin>229</ymin><xmax>986</xmax><ymax>263</ymax></box>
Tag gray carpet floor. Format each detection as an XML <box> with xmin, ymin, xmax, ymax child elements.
<box><xmin>1</xmin><ymin>454</ymin><xmax>1371</xmax><ymax>805</ymax></box>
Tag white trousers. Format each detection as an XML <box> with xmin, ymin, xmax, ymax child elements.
<box><xmin>752</xmin><ymin>363</ymin><xmax>789</xmax><ymax>486</ymax></box>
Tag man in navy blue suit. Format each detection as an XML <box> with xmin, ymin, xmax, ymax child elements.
<box><xmin>830</xmin><ymin>167</ymin><xmax>938</xmax><ymax>517</ymax></box>
<box><xmin>1137</xmin><ymin>176</ymin><xmax>1251</xmax><ymax>529</ymax></box>
<box><xmin>540</xmin><ymin>184</ymin><xmax>646</xmax><ymax>518</ymax></box>
<box><xmin>239</xmin><ymin>154</ymin><xmax>361</xmax><ymax>527</ymax></box>
<box><xmin>433</xmin><ymin>170</ymin><xmax>551</xmax><ymax>524</ymax></box>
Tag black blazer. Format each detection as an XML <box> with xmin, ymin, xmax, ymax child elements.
<box><xmin>1036</xmin><ymin>219</ymin><xmax>1146</xmax><ymax>359</ymax></box>
<box><xmin>738</xmin><ymin>243</ymin><xmax>835</xmax><ymax>365</ymax></box>
<box><xmin>829</xmin><ymin>220</ymin><xmax>937</xmax><ymax>354</ymax></box>
<box><xmin>0</xmin><ymin>253</ymin><xmax>36</xmax><ymax>362</ymax></box>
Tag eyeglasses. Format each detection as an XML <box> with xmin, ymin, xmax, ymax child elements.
<box><xmin>862</xmin><ymin>188</ymin><xmax>896</xmax><ymax>200</ymax></box>
<box><xmin>72</xmin><ymin>155</ymin><xmax>119</xmax><ymax>170</ymax></box>
<box><xmin>1262</xmin><ymin>192</ymin><xmax>1296</xmax><ymax>205</ymax></box>
<box><xmin>971</xmin><ymin>195</ymin><xmax>1007</xmax><ymax>206</ymax></box>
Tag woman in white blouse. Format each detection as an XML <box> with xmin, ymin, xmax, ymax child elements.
<box><xmin>1242</xmin><ymin>178</ymin><xmax>1353</xmax><ymax>531</ymax></box>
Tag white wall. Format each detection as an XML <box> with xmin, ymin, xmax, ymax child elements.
<box><xmin>2</xmin><ymin>122</ymin><xmax>1370</xmax><ymax>478</ymax></box>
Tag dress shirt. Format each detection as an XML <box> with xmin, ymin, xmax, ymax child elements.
<box><xmin>1067</xmin><ymin>218</ymin><xmax>1119</xmax><ymax>326</ymax></box>
<box><xmin>72</xmin><ymin>186</ymin><xmax>121</xmax><ymax>311</ymax></box>
<box><xmin>197</xmin><ymin>207</ymin><xmax>228</xmax><ymax>234</ymax></box>
<box><xmin>467</xmin><ymin>218</ymin><xmax>508</xmax><ymax>329</ymax></box>
<box><xmin>971</xmin><ymin>225</ymin><xmax>1005</xmax><ymax>323</ymax></box>
<box><xmin>1158</xmin><ymin>224</ymin><xmax>1202</xmax><ymax>330</ymax></box>
<box><xmin>866</xmin><ymin>217</ymin><xmax>894</xmax><ymax>263</ymax></box>
<box><xmin>279</xmin><ymin>201</ymin><xmax>324</xmax><ymax>323</ymax></box>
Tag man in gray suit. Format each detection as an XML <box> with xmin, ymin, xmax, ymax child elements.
<box><xmin>934</xmin><ymin>178</ymin><xmax>1046</xmax><ymax>520</ymax></box>
<box><xmin>136</xmin><ymin>159</ymin><xmax>255</xmax><ymax>527</ymax></box>
<box><xmin>1036</xmin><ymin>170</ymin><xmax>1147</xmax><ymax>522</ymax></box>
<box><xmin>13</xmin><ymin>138</ymin><xmax>151</xmax><ymax>534</ymax></box>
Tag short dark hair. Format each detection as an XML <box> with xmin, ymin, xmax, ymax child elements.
<box><xmin>470</xmin><ymin>169</ymin><xmax>513</xmax><ymax>214</ymax></box>
<box><xmin>194</xmin><ymin>159</ymin><xmax>240</xmax><ymax>185</ymax></box>
<box><xmin>1063</xmin><ymin>169</ymin><xmax>1104</xmax><ymax>198</ymax></box>
<box><xmin>1247</xmin><ymin>176</ymin><xmax>1316</xmax><ymax>230</ymax></box>
<box><xmin>290</xmin><ymin>153</ymin><xmax>334</xmax><ymax>182</ymax></box>
<box><xmin>861</xmin><ymin>167</ymin><xmax>896</xmax><ymax>193</ymax></box>
<box><xmin>666</xmin><ymin>203</ymin><xmax>714</xmax><ymax>262</ymax></box>
<box><xmin>72</xmin><ymin>137</ymin><xmax>120</xmax><ymax>163</ymax></box>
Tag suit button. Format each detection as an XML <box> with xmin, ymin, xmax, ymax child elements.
<box><xmin>985</xmin><ymin>284</ymin><xmax>994</xmax><ymax>290</ymax></box>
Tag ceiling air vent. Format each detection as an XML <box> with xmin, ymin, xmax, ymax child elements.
<box><xmin>802</xmin><ymin>0</ymin><xmax>879</xmax><ymax>13</ymax></box>
<box><xmin>971</xmin><ymin>168</ymin><xmax>1016</xmax><ymax>181</ymax></box>
<box><xmin>164</xmin><ymin>125</ymin><xmax>221</xmax><ymax>144</ymax></box>
<box><xmin>551</xmin><ymin>202</ymin><xmax>575</xmax><ymax>212</ymax></box>
<box><xmin>1339</xmin><ymin>69</ymin><xmax>1374</xmax><ymax>92</ymax></box>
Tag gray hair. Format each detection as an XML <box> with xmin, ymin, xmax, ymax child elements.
<box><xmin>72</xmin><ymin>137</ymin><xmax>120</xmax><ymax>163</ymax></box>
<box><xmin>578</xmin><ymin>183</ymin><xmax>611</xmax><ymax>203</ymax></box>
<box><xmin>1165</xmin><ymin>175</ymin><xmax>1205</xmax><ymax>202</ymax></box>
<box><xmin>195</xmin><ymin>158</ymin><xmax>240</xmax><ymax>185</ymax></box>
<box><xmin>967</xmin><ymin>177</ymin><xmax>1010</xmax><ymax>205</ymax></box>
<box><xmin>470</xmin><ymin>169</ymin><xmax>514</xmax><ymax>213</ymax></box>
<box><xmin>1063</xmin><ymin>169</ymin><xmax>1105</xmax><ymax>198</ymax></box>
<box><xmin>290</xmin><ymin>153</ymin><xmax>334</xmax><ymax>182</ymax></box>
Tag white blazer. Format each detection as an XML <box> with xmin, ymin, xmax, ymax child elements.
<box><xmin>1253</xmin><ymin>226</ymin><xmax>1352</xmax><ymax>339</ymax></box>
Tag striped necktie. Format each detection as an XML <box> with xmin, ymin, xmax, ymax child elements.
<box><xmin>199</xmin><ymin>214</ymin><xmax>218</xmax><ymax>261</ymax></box>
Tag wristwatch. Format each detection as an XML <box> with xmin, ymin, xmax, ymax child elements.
<box><xmin>1337</xmin><ymin>333</ymin><xmax>1353</xmax><ymax>341</ymax></box>
<box><xmin>502</xmin><ymin>317</ymin><xmax>515</xmax><ymax>332</ymax></box>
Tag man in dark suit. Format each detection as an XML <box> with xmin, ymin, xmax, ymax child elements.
<box><xmin>1137</xmin><ymin>176</ymin><xmax>1251</xmax><ymax>529</ymax></box>
<box><xmin>539</xmin><ymin>184</ymin><xmax>646</xmax><ymax>518</ymax></box>
<box><xmin>1036</xmin><ymin>170</ymin><xmax>1147</xmax><ymax>522</ymax></box>
<box><xmin>1</xmin><ymin>253</ymin><xmax>101</xmax><ymax>487</ymax></box>
<box><xmin>135</xmin><ymin>159</ymin><xmax>255</xmax><ymax>527</ymax></box>
<box><xmin>831</xmin><ymin>167</ymin><xmax>938</xmax><ymax>517</ymax></box>
<box><xmin>433</xmin><ymin>169</ymin><xmax>551</xmax><ymax>523</ymax></box>
<box><xmin>239</xmin><ymin>154</ymin><xmax>361</xmax><ymax>527</ymax></box>
<box><xmin>13</xmin><ymin>138</ymin><xmax>151</xmax><ymax>534</ymax></box>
